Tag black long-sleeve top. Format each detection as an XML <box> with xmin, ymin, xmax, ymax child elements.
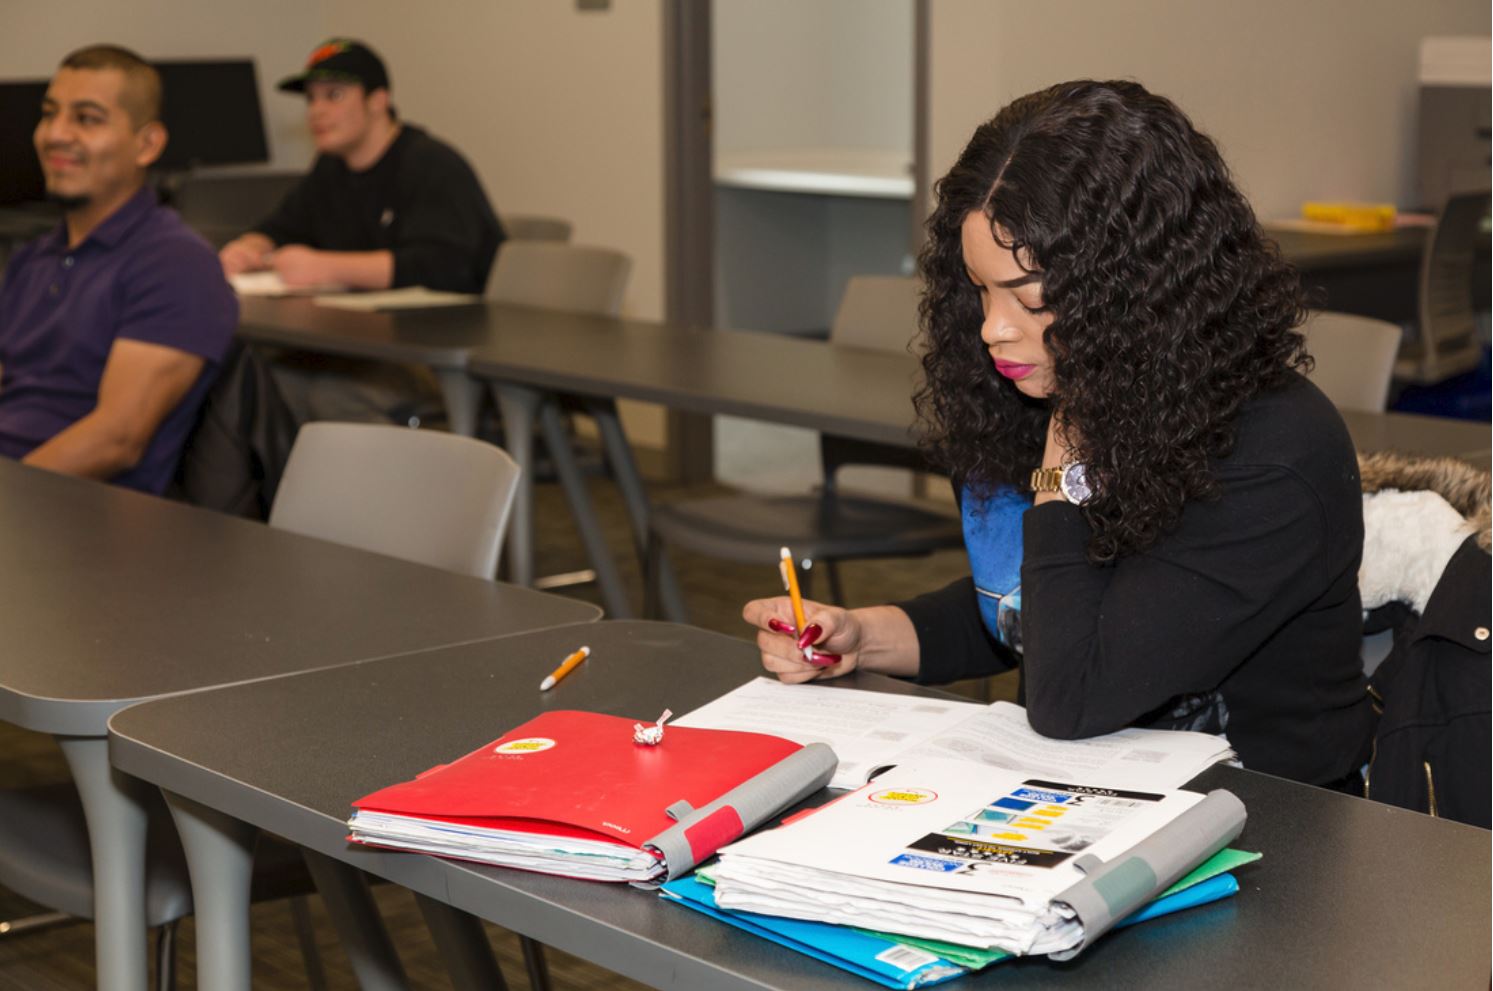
<box><xmin>900</xmin><ymin>374</ymin><xmax>1376</xmax><ymax>785</ymax></box>
<box><xmin>254</xmin><ymin>124</ymin><xmax>504</xmax><ymax>294</ymax></box>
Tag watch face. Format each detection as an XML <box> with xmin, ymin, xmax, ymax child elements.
<box><xmin>1061</xmin><ymin>463</ymin><xmax>1093</xmax><ymax>505</ymax></box>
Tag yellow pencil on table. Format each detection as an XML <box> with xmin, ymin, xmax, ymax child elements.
<box><xmin>779</xmin><ymin>546</ymin><xmax>808</xmax><ymax>633</ymax></box>
<box><xmin>539</xmin><ymin>646</ymin><xmax>590</xmax><ymax>691</ymax></box>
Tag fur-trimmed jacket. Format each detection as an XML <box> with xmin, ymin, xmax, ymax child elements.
<box><xmin>1357</xmin><ymin>451</ymin><xmax>1490</xmax><ymax>828</ymax></box>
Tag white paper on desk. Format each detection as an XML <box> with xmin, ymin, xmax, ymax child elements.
<box><xmin>229</xmin><ymin>271</ymin><xmax>345</xmax><ymax>296</ymax></box>
<box><xmin>313</xmin><ymin>287</ymin><xmax>480</xmax><ymax>310</ymax></box>
<box><xmin>672</xmin><ymin>677</ymin><xmax>983</xmax><ymax>790</ymax></box>
<box><xmin>675</xmin><ymin>679</ymin><xmax>1232</xmax><ymax>792</ymax></box>
<box><xmin>899</xmin><ymin>702</ymin><xmax>1233</xmax><ymax>792</ymax></box>
<box><xmin>712</xmin><ymin>760</ymin><xmax>1203</xmax><ymax>953</ymax></box>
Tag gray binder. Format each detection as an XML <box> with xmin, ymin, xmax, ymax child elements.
<box><xmin>636</xmin><ymin>741</ymin><xmax>838</xmax><ymax>888</ymax></box>
<box><xmin>1048</xmin><ymin>788</ymin><xmax>1247</xmax><ymax>960</ymax></box>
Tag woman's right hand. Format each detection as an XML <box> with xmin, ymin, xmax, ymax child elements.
<box><xmin>742</xmin><ymin>596</ymin><xmax>864</xmax><ymax>684</ymax></box>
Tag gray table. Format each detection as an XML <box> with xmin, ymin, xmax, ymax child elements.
<box><xmin>467</xmin><ymin>318</ymin><xmax>1492</xmax><ymax>619</ymax></box>
<box><xmin>1265</xmin><ymin>226</ymin><xmax>1427</xmax><ymax>324</ymax></box>
<box><xmin>236</xmin><ymin>297</ymin><xmax>1491</xmax><ymax>618</ymax></box>
<box><xmin>0</xmin><ymin>458</ymin><xmax>600</xmax><ymax>991</ymax></box>
<box><xmin>110</xmin><ymin>620</ymin><xmax>1492</xmax><ymax>991</ymax></box>
<box><xmin>236</xmin><ymin>295</ymin><xmax>497</xmax><ymax>437</ymax></box>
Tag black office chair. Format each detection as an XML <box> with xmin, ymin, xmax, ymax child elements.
<box><xmin>644</xmin><ymin>276</ymin><xmax>964</xmax><ymax>620</ymax></box>
<box><xmin>1394</xmin><ymin>191</ymin><xmax>1491</xmax><ymax>385</ymax></box>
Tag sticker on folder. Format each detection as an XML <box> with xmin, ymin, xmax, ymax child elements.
<box><xmin>494</xmin><ymin>737</ymin><xmax>556</xmax><ymax>755</ymax></box>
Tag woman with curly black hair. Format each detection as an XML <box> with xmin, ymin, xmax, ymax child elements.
<box><xmin>744</xmin><ymin>80</ymin><xmax>1375</xmax><ymax>789</ymax></box>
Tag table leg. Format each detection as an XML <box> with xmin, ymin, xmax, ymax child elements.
<box><xmin>435</xmin><ymin>369</ymin><xmax>481</xmax><ymax>438</ymax></box>
<box><xmin>301</xmin><ymin>850</ymin><xmax>411</xmax><ymax>991</ymax></box>
<box><xmin>586</xmin><ymin>398</ymin><xmax>688</xmax><ymax>620</ymax></box>
<box><xmin>414</xmin><ymin>895</ymin><xmax>509</xmax><ymax>991</ymax></box>
<box><xmin>491</xmin><ymin>383</ymin><xmax>539</xmax><ymax>586</ymax></box>
<box><xmin>161</xmin><ymin>791</ymin><xmax>258</xmax><ymax>991</ymax></box>
<box><xmin>536</xmin><ymin>396</ymin><xmax>634</xmax><ymax>618</ymax></box>
<box><xmin>56</xmin><ymin>735</ymin><xmax>150</xmax><ymax>991</ymax></box>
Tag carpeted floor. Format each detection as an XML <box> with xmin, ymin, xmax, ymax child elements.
<box><xmin>0</xmin><ymin>468</ymin><xmax>1008</xmax><ymax>989</ymax></box>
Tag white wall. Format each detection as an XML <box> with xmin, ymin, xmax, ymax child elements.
<box><xmin>927</xmin><ymin>0</ymin><xmax>1490</xmax><ymax>219</ymax></box>
<box><xmin>0</xmin><ymin>0</ymin><xmax>322</xmax><ymax>170</ymax></box>
<box><xmin>714</xmin><ymin>0</ymin><xmax>913</xmax><ymax>154</ymax></box>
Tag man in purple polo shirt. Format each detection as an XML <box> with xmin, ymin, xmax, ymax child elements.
<box><xmin>0</xmin><ymin>45</ymin><xmax>236</xmax><ymax>494</ymax></box>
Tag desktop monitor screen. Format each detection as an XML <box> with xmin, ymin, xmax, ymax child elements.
<box><xmin>0</xmin><ymin>80</ymin><xmax>47</xmax><ymax>207</ymax></box>
<box><xmin>154</xmin><ymin>59</ymin><xmax>269</xmax><ymax>171</ymax></box>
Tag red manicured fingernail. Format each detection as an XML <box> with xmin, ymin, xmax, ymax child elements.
<box><xmin>767</xmin><ymin>618</ymin><xmax>797</xmax><ymax>636</ymax></box>
<box><xmin>806</xmin><ymin>649</ymin><xmax>841</xmax><ymax>667</ymax></box>
<box><xmin>796</xmin><ymin>624</ymin><xmax>823</xmax><ymax>650</ymax></box>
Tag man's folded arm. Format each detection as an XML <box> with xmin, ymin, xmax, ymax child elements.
<box><xmin>23</xmin><ymin>339</ymin><xmax>204</xmax><ymax>480</ymax></box>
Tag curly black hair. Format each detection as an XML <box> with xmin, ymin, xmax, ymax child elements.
<box><xmin>916</xmin><ymin>79</ymin><xmax>1310</xmax><ymax>562</ymax></box>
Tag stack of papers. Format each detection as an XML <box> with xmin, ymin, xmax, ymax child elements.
<box><xmin>662</xmin><ymin>848</ymin><xmax>1258</xmax><ymax>989</ymax></box>
<box><xmin>674</xmin><ymin>678</ymin><xmax>1236</xmax><ymax>791</ymax></box>
<box><xmin>228</xmin><ymin>271</ymin><xmax>345</xmax><ymax>296</ymax></box>
<box><xmin>707</xmin><ymin>759</ymin><xmax>1244</xmax><ymax>959</ymax></box>
<box><xmin>312</xmin><ymin>287</ymin><xmax>479</xmax><ymax>310</ymax></box>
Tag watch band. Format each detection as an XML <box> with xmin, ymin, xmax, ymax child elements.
<box><xmin>1030</xmin><ymin>466</ymin><xmax>1065</xmax><ymax>493</ymax></box>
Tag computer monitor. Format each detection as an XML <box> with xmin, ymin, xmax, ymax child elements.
<box><xmin>0</xmin><ymin>80</ymin><xmax>47</xmax><ymax>207</ymax></box>
<box><xmin>154</xmin><ymin>59</ymin><xmax>269</xmax><ymax>171</ymax></box>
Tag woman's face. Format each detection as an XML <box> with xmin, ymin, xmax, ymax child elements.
<box><xmin>960</xmin><ymin>211</ymin><xmax>1056</xmax><ymax>400</ymax></box>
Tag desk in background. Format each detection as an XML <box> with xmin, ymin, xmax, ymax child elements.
<box><xmin>235</xmin><ymin>296</ymin><xmax>1491</xmax><ymax>615</ymax></box>
<box><xmin>110</xmin><ymin>620</ymin><xmax>1493</xmax><ymax>991</ymax></box>
<box><xmin>0</xmin><ymin>458</ymin><xmax>600</xmax><ymax>991</ymax></box>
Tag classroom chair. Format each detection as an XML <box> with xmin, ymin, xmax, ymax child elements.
<box><xmin>643</xmin><ymin>275</ymin><xmax>964</xmax><ymax>619</ymax></box>
<box><xmin>168</xmin><ymin>171</ymin><xmax>304</xmax><ymax>249</ymax></box>
<box><xmin>1300</xmin><ymin>310</ymin><xmax>1403</xmax><ymax>413</ymax></box>
<box><xmin>1395</xmin><ymin>191</ymin><xmax>1490</xmax><ymax>385</ymax></box>
<box><xmin>503</xmin><ymin>214</ymin><xmax>573</xmax><ymax>243</ymax></box>
<box><xmin>487</xmin><ymin>240</ymin><xmax>631</xmax><ymax>314</ymax></box>
<box><xmin>271</xmin><ymin>422</ymin><xmax>520</xmax><ymax>579</ymax></box>
<box><xmin>0</xmin><ymin>426</ymin><xmax>525</xmax><ymax>990</ymax></box>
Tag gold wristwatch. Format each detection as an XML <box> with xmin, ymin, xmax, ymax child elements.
<box><xmin>1029</xmin><ymin>462</ymin><xmax>1093</xmax><ymax>505</ymax></box>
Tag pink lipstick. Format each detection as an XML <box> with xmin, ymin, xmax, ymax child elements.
<box><xmin>994</xmin><ymin>359</ymin><xmax>1036</xmax><ymax>381</ymax></box>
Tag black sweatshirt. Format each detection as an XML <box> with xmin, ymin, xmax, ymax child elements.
<box><xmin>254</xmin><ymin>125</ymin><xmax>504</xmax><ymax>294</ymax></box>
<box><xmin>900</xmin><ymin>374</ymin><xmax>1376</xmax><ymax>785</ymax></box>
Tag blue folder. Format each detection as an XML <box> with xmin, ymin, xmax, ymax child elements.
<box><xmin>660</xmin><ymin>872</ymin><xmax>1240</xmax><ymax>990</ymax></box>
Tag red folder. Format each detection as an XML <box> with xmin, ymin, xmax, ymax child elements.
<box><xmin>350</xmin><ymin>710</ymin><xmax>833</xmax><ymax>881</ymax></box>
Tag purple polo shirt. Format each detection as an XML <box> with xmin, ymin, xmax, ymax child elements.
<box><xmin>0</xmin><ymin>186</ymin><xmax>238</xmax><ymax>494</ymax></box>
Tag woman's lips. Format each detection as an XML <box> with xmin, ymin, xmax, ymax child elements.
<box><xmin>994</xmin><ymin>358</ymin><xmax>1036</xmax><ymax>381</ymax></box>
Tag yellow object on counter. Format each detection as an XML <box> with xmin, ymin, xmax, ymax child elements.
<box><xmin>1300</xmin><ymin>201</ymin><xmax>1397</xmax><ymax>232</ymax></box>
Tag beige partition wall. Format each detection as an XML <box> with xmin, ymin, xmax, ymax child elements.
<box><xmin>926</xmin><ymin>0</ymin><xmax>1489</xmax><ymax>219</ymax></box>
<box><xmin>321</xmin><ymin>0</ymin><xmax>670</xmax><ymax>448</ymax></box>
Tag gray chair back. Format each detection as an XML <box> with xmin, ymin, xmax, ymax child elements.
<box><xmin>1301</xmin><ymin>311</ymin><xmax>1403</xmax><ymax>413</ymax></box>
<box><xmin>1397</xmin><ymin>191</ymin><xmax>1491</xmax><ymax>383</ymax></box>
<box><xmin>504</xmin><ymin>215</ymin><xmax>573</xmax><ymax>243</ymax></box>
<box><xmin>486</xmin><ymin>242</ymin><xmax>632</xmax><ymax>317</ymax></box>
<box><xmin>829</xmin><ymin>275</ymin><xmax>921</xmax><ymax>353</ymax></box>
<box><xmin>172</xmin><ymin>171</ymin><xmax>303</xmax><ymax>248</ymax></box>
<box><xmin>269</xmin><ymin>422</ymin><xmax>520</xmax><ymax>579</ymax></box>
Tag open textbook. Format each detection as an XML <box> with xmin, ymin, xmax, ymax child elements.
<box><xmin>673</xmin><ymin>678</ymin><xmax>1234</xmax><ymax>791</ymax></box>
<box><xmin>708</xmin><ymin>759</ymin><xmax>1246</xmax><ymax>959</ymax></box>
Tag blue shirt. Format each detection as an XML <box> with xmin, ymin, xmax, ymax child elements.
<box><xmin>0</xmin><ymin>186</ymin><xmax>238</xmax><ymax>494</ymax></box>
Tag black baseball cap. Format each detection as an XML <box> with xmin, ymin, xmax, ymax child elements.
<box><xmin>277</xmin><ymin>39</ymin><xmax>389</xmax><ymax>94</ymax></box>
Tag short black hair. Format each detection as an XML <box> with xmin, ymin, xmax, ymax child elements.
<box><xmin>59</xmin><ymin>44</ymin><xmax>162</xmax><ymax>127</ymax></box>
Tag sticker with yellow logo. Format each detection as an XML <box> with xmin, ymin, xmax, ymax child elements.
<box><xmin>494</xmin><ymin>737</ymin><xmax>556</xmax><ymax>755</ymax></box>
<box><xmin>868</xmin><ymin>787</ymin><xmax>938</xmax><ymax>806</ymax></box>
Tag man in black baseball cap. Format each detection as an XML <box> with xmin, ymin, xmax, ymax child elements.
<box><xmin>219</xmin><ymin>38</ymin><xmax>503</xmax><ymax>420</ymax></box>
<box><xmin>275</xmin><ymin>38</ymin><xmax>390</xmax><ymax>95</ymax></box>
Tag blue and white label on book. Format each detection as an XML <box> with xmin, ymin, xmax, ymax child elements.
<box><xmin>888</xmin><ymin>853</ymin><xmax>964</xmax><ymax>873</ymax></box>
